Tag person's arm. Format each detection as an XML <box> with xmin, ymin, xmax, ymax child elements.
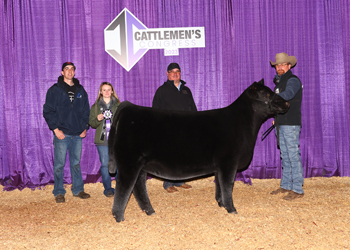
<box><xmin>43</xmin><ymin>86</ymin><xmax>59</xmax><ymax>131</ymax></box>
<box><xmin>187</xmin><ymin>88</ymin><xmax>197</xmax><ymax>111</ymax></box>
<box><xmin>81</xmin><ymin>88</ymin><xmax>90</xmax><ymax>131</ymax></box>
<box><xmin>152</xmin><ymin>89</ymin><xmax>162</xmax><ymax>108</ymax></box>
<box><xmin>89</xmin><ymin>103</ymin><xmax>103</xmax><ymax>129</ymax></box>
<box><xmin>43</xmin><ymin>86</ymin><xmax>66</xmax><ymax>139</ymax></box>
<box><xmin>278</xmin><ymin>77</ymin><xmax>301</xmax><ymax>101</ymax></box>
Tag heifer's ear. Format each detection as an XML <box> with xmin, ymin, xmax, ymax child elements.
<box><xmin>257</xmin><ymin>79</ymin><xmax>264</xmax><ymax>85</ymax></box>
<box><xmin>247</xmin><ymin>83</ymin><xmax>259</xmax><ymax>98</ymax></box>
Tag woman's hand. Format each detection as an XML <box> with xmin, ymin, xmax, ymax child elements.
<box><xmin>97</xmin><ymin>113</ymin><xmax>104</xmax><ymax>121</ymax></box>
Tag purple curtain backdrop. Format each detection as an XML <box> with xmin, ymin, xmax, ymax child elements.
<box><xmin>1</xmin><ymin>0</ymin><xmax>349</xmax><ymax>190</ymax></box>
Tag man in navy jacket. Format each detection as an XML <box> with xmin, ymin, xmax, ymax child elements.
<box><xmin>43</xmin><ymin>62</ymin><xmax>90</xmax><ymax>203</ymax></box>
<box><xmin>269</xmin><ymin>53</ymin><xmax>304</xmax><ymax>201</ymax></box>
<box><xmin>152</xmin><ymin>62</ymin><xmax>197</xmax><ymax>193</ymax></box>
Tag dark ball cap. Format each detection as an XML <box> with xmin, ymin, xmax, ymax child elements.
<box><xmin>167</xmin><ymin>62</ymin><xmax>180</xmax><ymax>72</ymax></box>
<box><xmin>62</xmin><ymin>62</ymin><xmax>76</xmax><ymax>71</ymax></box>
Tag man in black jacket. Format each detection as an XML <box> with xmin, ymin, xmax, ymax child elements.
<box><xmin>43</xmin><ymin>62</ymin><xmax>91</xmax><ymax>203</ymax></box>
<box><xmin>269</xmin><ymin>53</ymin><xmax>304</xmax><ymax>200</ymax></box>
<box><xmin>152</xmin><ymin>63</ymin><xmax>197</xmax><ymax>193</ymax></box>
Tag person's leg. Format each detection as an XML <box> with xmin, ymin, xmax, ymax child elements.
<box><xmin>68</xmin><ymin>135</ymin><xmax>85</xmax><ymax>196</ymax></box>
<box><xmin>163</xmin><ymin>180</ymin><xmax>176</xmax><ymax>190</ymax></box>
<box><xmin>284</xmin><ymin>126</ymin><xmax>303</xmax><ymax>194</ymax></box>
<box><xmin>278</xmin><ymin>126</ymin><xmax>293</xmax><ymax>191</ymax></box>
<box><xmin>53</xmin><ymin>134</ymin><xmax>69</xmax><ymax>197</ymax></box>
<box><xmin>97</xmin><ymin>145</ymin><xmax>114</xmax><ymax>196</ymax></box>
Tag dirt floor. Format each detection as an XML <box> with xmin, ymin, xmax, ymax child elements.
<box><xmin>0</xmin><ymin>176</ymin><xmax>349</xmax><ymax>249</ymax></box>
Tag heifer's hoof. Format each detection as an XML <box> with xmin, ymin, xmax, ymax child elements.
<box><xmin>112</xmin><ymin>212</ymin><xmax>125</xmax><ymax>223</ymax></box>
<box><xmin>226</xmin><ymin>207</ymin><xmax>238</xmax><ymax>214</ymax></box>
<box><xmin>113</xmin><ymin>215</ymin><xmax>125</xmax><ymax>223</ymax></box>
<box><xmin>145</xmin><ymin>209</ymin><xmax>155</xmax><ymax>216</ymax></box>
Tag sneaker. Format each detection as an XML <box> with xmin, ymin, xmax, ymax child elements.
<box><xmin>73</xmin><ymin>191</ymin><xmax>91</xmax><ymax>199</ymax></box>
<box><xmin>166</xmin><ymin>186</ymin><xmax>178</xmax><ymax>193</ymax></box>
<box><xmin>283</xmin><ymin>191</ymin><xmax>304</xmax><ymax>200</ymax></box>
<box><xmin>55</xmin><ymin>194</ymin><xmax>65</xmax><ymax>203</ymax></box>
<box><xmin>270</xmin><ymin>188</ymin><xmax>289</xmax><ymax>195</ymax></box>
<box><xmin>179</xmin><ymin>183</ymin><xmax>192</xmax><ymax>189</ymax></box>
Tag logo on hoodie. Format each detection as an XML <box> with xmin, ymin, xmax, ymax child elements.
<box><xmin>104</xmin><ymin>8</ymin><xmax>205</xmax><ymax>72</ymax></box>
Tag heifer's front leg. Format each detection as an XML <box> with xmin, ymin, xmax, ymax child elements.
<box><xmin>112</xmin><ymin>172</ymin><xmax>138</xmax><ymax>222</ymax></box>
<box><xmin>217</xmin><ymin>170</ymin><xmax>238</xmax><ymax>214</ymax></box>
<box><xmin>133</xmin><ymin>170</ymin><xmax>155</xmax><ymax>216</ymax></box>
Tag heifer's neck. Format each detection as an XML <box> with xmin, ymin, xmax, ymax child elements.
<box><xmin>232</xmin><ymin>97</ymin><xmax>267</xmax><ymax>139</ymax></box>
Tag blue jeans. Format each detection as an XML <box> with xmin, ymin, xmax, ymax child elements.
<box><xmin>276</xmin><ymin>125</ymin><xmax>304</xmax><ymax>194</ymax></box>
<box><xmin>163</xmin><ymin>180</ymin><xmax>185</xmax><ymax>190</ymax></box>
<box><xmin>96</xmin><ymin>145</ymin><xmax>115</xmax><ymax>196</ymax></box>
<box><xmin>53</xmin><ymin>134</ymin><xmax>85</xmax><ymax>197</ymax></box>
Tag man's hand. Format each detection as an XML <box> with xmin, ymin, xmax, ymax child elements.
<box><xmin>54</xmin><ymin>128</ymin><xmax>65</xmax><ymax>140</ymax></box>
<box><xmin>80</xmin><ymin>130</ymin><xmax>87</xmax><ymax>138</ymax></box>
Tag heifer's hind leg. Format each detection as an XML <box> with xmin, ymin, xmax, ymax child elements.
<box><xmin>214</xmin><ymin>172</ymin><xmax>224</xmax><ymax>207</ymax></box>
<box><xmin>217</xmin><ymin>169</ymin><xmax>238</xmax><ymax>214</ymax></box>
<box><xmin>132</xmin><ymin>170</ymin><xmax>155</xmax><ymax>216</ymax></box>
<box><xmin>112</xmin><ymin>171</ymin><xmax>139</xmax><ymax>222</ymax></box>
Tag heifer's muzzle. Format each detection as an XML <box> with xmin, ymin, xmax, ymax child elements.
<box><xmin>269</xmin><ymin>94</ymin><xmax>290</xmax><ymax>113</ymax></box>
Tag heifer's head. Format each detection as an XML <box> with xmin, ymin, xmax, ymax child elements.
<box><xmin>246</xmin><ymin>79</ymin><xmax>290</xmax><ymax>117</ymax></box>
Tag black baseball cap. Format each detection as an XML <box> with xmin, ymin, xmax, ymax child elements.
<box><xmin>62</xmin><ymin>62</ymin><xmax>76</xmax><ymax>71</ymax></box>
<box><xmin>167</xmin><ymin>62</ymin><xmax>181</xmax><ymax>72</ymax></box>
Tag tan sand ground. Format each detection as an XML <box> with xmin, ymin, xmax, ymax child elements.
<box><xmin>0</xmin><ymin>176</ymin><xmax>349</xmax><ymax>249</ymax></box>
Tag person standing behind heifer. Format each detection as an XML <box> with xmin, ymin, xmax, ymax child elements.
<box><xmin>43</xmin><ymin>62</ymin><xmax>91</xmax><ymax>203</ymax></box>
<box><xmin>89</xmin><ymin>82</ymin><xmax>120</xmax><ymax>197</ymax></box>
<box><xmin>152</xmin><ymin>62</ymin><xmax>197</xmax><ymax>193</ymax></box>
<box><xmin>269</xmin><ymin>53</ymin><xmax>304</xmax><ymax>200</ymax></box>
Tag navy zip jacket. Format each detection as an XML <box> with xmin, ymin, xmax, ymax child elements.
<box><xmin>152</xmin><ymin>80</ymin><xmax>197</xmax><ymax>111</ymax></box>
<box><xmin>43</xmin><ymin>76</ymin><xmax>90</xmax><ymax>136</ymax></box>
<box><xmin>273</xmin><ymin>70</ymin><xmax>302</xmax><ymax>126</ymax></box>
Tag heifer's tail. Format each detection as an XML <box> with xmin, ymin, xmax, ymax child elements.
<box><xmin>108</xmin><ymin>101</ymin><xmax>132</xmax><ymax>175</ymax></box>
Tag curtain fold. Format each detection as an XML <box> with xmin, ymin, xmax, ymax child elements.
<box><xmin>1</xmin><ymin>0</ymin><xmax>349</xmax><ymax>190</ymax></box>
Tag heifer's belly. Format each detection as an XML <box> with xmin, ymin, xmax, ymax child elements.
<box><xmin>143</xmin><ymin>160</ymin><xmax>215</xmax><ymax>180</ymax></box>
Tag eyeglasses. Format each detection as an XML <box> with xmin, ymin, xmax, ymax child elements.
<box><xmin>168</xmin><ymin>70</ymin><xmax>181</xmax><ymax>74</ymax></box>
<box><xmin>275</xmin><ymin>63</ymin><xmax>289</xmax><ymax>68</ymax></box>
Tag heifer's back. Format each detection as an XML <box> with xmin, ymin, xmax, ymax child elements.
<box><xmin>109</xmin><ymin>79</ymin><xmax>288</xmax><ymax>179</ymax></box>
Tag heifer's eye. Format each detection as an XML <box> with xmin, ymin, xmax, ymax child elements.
<box><xmin>262</xmin><ymin>92</ymin><xmax>269</xmax><ymax>99</ymax></box>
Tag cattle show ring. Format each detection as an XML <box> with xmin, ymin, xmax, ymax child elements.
<box><xmin>1</xmin><ymin>1</ymin><xmax>350</xmax><ymax>249</ymax></box>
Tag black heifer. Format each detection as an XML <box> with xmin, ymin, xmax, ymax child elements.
<box><xmin>108</xmin><ymin>79</ymin><xmax>289</xmax><ymax>222</ymax></box>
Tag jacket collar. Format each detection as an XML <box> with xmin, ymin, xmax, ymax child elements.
<box><xmin>98</xmin><ymin>96</ymin><xmax>117</xmax><ymax>110</ymax></box>
<box><xmin>166</xmin><ymin>79</ymin><xmax>186</xmax><ymax>89</ymax></box>
<box><xmin>274</xmin><ymin>69</ymin><xmax>292</xmax><ymax>85</ymax></box>
<box><xmin>57</xmin><ymin>75</ymin><xmax>81</xmax><ymax>88</ymax></box>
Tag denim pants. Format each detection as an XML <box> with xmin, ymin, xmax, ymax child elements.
<box><xmin>96</xmin><ymin>145</ymin><xmax>115</xmax><ymax>196</ymax></box>
<box><xmin>276</xmin><ymin>125</ymin><xmax>304</xmax><ymax>194</ymax></box>
<box><xmin>53</xmin><ymin>134</ymin><xmax>85</xmax><ymax>197</ymax></box>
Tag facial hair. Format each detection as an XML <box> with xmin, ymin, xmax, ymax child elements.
<box><xmin>277</xmin><ymin>69</ymin><xmax>285</xmax><ymax>76</ymax></box>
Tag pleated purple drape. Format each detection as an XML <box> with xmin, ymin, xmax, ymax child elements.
<box><xmin>1</xmin><ymin>0</ymin><xmax>349</xmax><ymax>190</ymax></box>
